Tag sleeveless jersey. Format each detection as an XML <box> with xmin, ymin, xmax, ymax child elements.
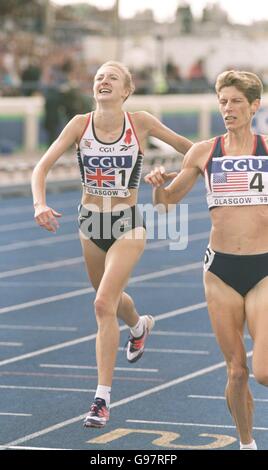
<box><xmin>204</xmin><ymin>134</ymin><xmax>268</xmax><ymax>209</ymax></box>
<box><xmin>77</xmin><ymin>112</ymin><xmax>143</xmax><ymax>198</ymax></box>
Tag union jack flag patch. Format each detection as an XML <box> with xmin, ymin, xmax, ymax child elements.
<box><xmin>85</xmin><ymin>168</ymin><xmax>115</xmax><ymax>188</ymax></box>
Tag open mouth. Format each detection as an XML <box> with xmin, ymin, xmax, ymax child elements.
<box><xmin>225</xmin><ymin>116</ymin><xmax>236</xmax><ymax>122</ymax></box>
<box><xmin>99</xmin><ymin>88</ymin><xmax>112</xmax><ymax>94</ymax></box>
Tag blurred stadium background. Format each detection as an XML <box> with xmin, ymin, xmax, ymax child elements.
<box><xmin>1</xmin><ymin>0</ymin><xmax>268</xmax><ymax>196</ymax></box>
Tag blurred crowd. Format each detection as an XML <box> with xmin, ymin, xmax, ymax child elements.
<box><xmin>0</xmin><ymin>28</ymin><xmax>215</xmax><ymax>144</ymax></box>
<box><xmin>0</xmin><ymin>29</ymin><xmax>212</xmax><ymax>99</ymax></box>
<box><xmin>135</xmin><ymin>58</ymin><xmax>211</xmax><ymax>95</ymax></box>
<box><xmin>0</xmin><ymin>29</ymin><xmax>94</xmax><ymax>144</ymax></box>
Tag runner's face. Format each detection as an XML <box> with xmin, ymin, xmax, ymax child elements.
<box><xmin>93</xmin><ymin>66</ymin><xmax>128</xmax><ymax>103</ymax></box>
<box><xmin>218</xmin><ymin>86</ymin><xmax>259</xmax><ymax>130</ymax></box>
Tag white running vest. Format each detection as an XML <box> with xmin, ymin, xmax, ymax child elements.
<box><xmin>205</xmin><ymin>135</ymin><xmax>268</xmax><ymax>208</ymax></box>
<box><xmin>77</xmin><ymin>112</ymin><xmax>143</xmax><ymax>198</ymax></box>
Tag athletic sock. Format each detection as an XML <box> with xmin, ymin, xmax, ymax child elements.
<box><xmin>130</xmin><ymin>317</ymin><xmax>145</xmax><ymax>338</ymax></box>
<box><xmin>240</xmin><ymin>439</ymin><xmax>257</xmax><ymax>450</ymax></box>
<box><xmin>95</xmin><ymin>385</ymin><xmax>111</xmax><ymax>407</ymax></box>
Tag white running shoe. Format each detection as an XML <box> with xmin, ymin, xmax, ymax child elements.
<box><xmin>240</xmin><ymin>439</ymin><xmax>257</xmax><ymax>450</ymax></box>
<box><xmin>126</xmin><ymin>315</ymin><xmax>155</xmax><ymax>363</ymax></box>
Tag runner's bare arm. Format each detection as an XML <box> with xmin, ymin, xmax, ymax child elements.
<box><xmin>145</xmin><ymin>142</ymin><xmax>204</xmax><ymax>210</ymax></box>
<box><xmin>31</xmin><ymin>114</ymin><xmax>86</xmax><ymax>232</ymax></box>
<box><xmin>31</xmin><ymin>115</ymin><xmax>85</xmax><ymax>208</ymax></box>
<box><xmin>133</xmin><ymin>111</ymin><xmax>193</xmax><ymax>155</ymax></box>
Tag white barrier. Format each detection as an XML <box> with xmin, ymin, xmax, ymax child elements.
<box><xmin>126</xmin><ymin>93</ymin><xmax>219</xmax><ymax>140</ymax></box>
<box><xmin>1</xmin><ymin>94</ymin><xmax>268</xmax><ymax>152</ymax></box>
<box><xmin>0</xmin><ymin>96</ymin><xmax>44</xmax><ymax>153</ymax></box>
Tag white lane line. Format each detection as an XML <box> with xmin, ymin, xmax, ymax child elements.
<box><xmin>0</xmin><ymin>228</ymin><xmax>208</xmax><ymax>254</ymax></box>
<box><xmin>0</xmin><ymin>233</ymin><xmax>78</xmax><ymax>253</ymax></box>
<box><xmin>131</xmin><ymin>282</ymin><xmax>202</xmax><ymax>288</ymax></box>
<box><xmin>0</xmin><ymin>333</ymin><xmax>97</xmax><ymax>368</ymax></box>
<box><xmin>0</xmin><ymin>385</ymin><xmax>94</xmax><ymax>393</ymax></box>
<box><xmin>0</xmin><ymin>207</ymin><xmax>208</xmax><ymax>234</ymax></box>
<box><xmin>0</xmin><ymin>257</ymin><xmax>83</xmax><ymax>279</ymax></box>
<box><xmin>1</xmin><ymin>354</ymin><xmax>251</xmax><ymax>448</ymax></box>
<box><xmin>152</xmin><ymin>302</ymin><xmax>206</xmax><ymax>322</ymax></box>
<box><xmin>0</xmin><ymin>371</ymin><xmax>161</xmax><ymax>383</ymax></box>
<box><xmin>188</xmin><ymin>394</ymin><xmax>268</xmax><ymax>403</ymax></box>
<box><xmin>0</xmin><ymin>262</ymin><xmax>203</xmax><ymax>315</ymax></box>
<box><xmin>118</xmin><ymin>347</ymin><xmax>209</xmax><ymax>355</ymax></box>
<box><xmin>0</xmin><ymin>302</ymin><xmax>206</xmax><ymax>367</ymax></box>
<box><xmin>39</xmin><ymin>364</ymin><xmax>159</xmax><ymax>373</ymax></box>
<box><xmin>0</xmin><ymin>184</ymin><xmax>154</xmax><ymax>217</ymax></box>
<box><xmin>0</xmin><ymin>198</ymin><xmax>82</xmax><ymax>216</ymax></box>
<box><xmin>152</xmin><ymin>331</ymin><xmax>215</xmax><ymax>337</ymax></box>
<box><xmin>0</xmin><ymin>215</ymin><xmax>76</xmax><ymax>232</ymax></box>
<box><xmin>125</xmin><ymin>419</ymin><xmax>268</xmax><ymax>431</ymax></box>
<box><xmin>0</xmin><ymin>287</ymin><xmax>94</xmax><ymax>315</ymax></box>
<box><xmin>152</xmin><ymin>331</ymin><xmax>251</xmax><ymax>339</ymax></box>
<box><xmin>0</xmin><ymin>230</ymin><xmax>209</xmax><ymax>280</ymax></box>
<box><xmin>144</xmin><ymin>231</ymin><xmax>210</xmax><ymax>250</ymax></box>
<box><xmin>0</xmin><ymin>282</ymin><xmax>90</xmax><ymax>287</ymax></box>
<box><xmin>0</xmin><ymin>210</ymin><xmax>209</xmax><ymax>253</ymax></box>
<box><xmin>0</xmin><ymin>324</ymin><xmax>77</xmax><ymax>332</ymax></box>
<box><xmin>0</xmin><ymin>412</ymin><xmax>32</xmax><ymax>417</ymax></box>
<box><xmin>0</xmin><ymin>190</ymin><xmax>205</xmax><ymax>218</ymax></box>
<box><xmin>2</xmin><ymin>446</ymin><xmax>72</xmax><ymax>450</ymax></box>
<box><xmin>0</xmin><ymin>342</ymin><xmax>23</xmax><ymax>347</ymax></box>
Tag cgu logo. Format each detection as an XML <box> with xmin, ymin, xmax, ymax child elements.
<box><xmin>99</xmin><ymin>147</ymin><xmax>115</xmax><ymax>152</ymax></box>
<box><xmin>221</xmin><ymin>159</ymin><xmax>264</xmax><ymax>171</ymax></box>
<box><xmin>84</xmin><ymin>155</ymin><xmax>132</xmax><ymax>168</ymax></box>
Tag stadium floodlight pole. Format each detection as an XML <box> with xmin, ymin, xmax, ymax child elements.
<box><xmin>44</xmin><ymin>0</ymin><xmax>55</xmax><ymax>38</ymax></box>
<box><xmin>154</xmin><ymin>34</ymin><xmax>167</xmax><ymax>94</ymax></box>
<box><xmin>113</xmin><ymin>0</ymin><xmax>122</xmax><ymax>61</ymax></box>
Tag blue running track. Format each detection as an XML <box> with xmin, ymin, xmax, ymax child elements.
<box><xmin>0</xmin><ymin>181</ymin><xmax>267</xmax><ymax>451</ymax></box>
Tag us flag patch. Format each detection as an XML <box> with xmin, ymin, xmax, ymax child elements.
<box><xmin>212</xmin><ymin>172</ymin><xmax>249</xmax><ymax>192</ymax></box>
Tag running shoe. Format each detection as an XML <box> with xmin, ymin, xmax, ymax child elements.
<box><xmin>240</xmin><ymin>439</ymin><xmax>257</xmax><ymax>450</ymax></box>
<box><xmin>83</xmin><ymin>397</ymin><xmax>110</xmax><ymax>428</ymax></box>
<box><xmin>126</xmin><ymin>315</ymin><xmax>155</xmax><ymax>363</ymax></box>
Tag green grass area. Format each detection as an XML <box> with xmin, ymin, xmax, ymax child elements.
<box><xmin>162</xmin><ymin>110</ymin><xmax>199</xmax><ymax>116</ymax></box>
<box><xmin>0</xmin><ymin>115</ymin><xmax>24</xmax><ymax>121</ymax></box>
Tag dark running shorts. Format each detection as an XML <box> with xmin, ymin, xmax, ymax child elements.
<box><xmin>204</xmin><ymin>246</ymin><xmax>268</xmax><ymax>296</ymax></box>
<box><xmin>78</xmin><ymin>204</ymin><xmax>146</xmax><ymax>252</ymax></box>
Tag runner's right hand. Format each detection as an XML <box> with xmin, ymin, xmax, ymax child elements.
<box><xmin>34</xmin><ymin>205</ymin><xmax>62</xmax><ymax>233</ymax></box>
<box><xmin>144</xmin><ymin>166</ymin><xmax>177</xmax><ymax>187</ymax></box>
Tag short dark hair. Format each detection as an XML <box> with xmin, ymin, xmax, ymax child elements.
<box><xmin>215</xmin><ymin>70</ymin><xmax>263</xmax><ymax>103</ymax></box>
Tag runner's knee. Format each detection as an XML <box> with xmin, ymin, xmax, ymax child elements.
<box><xmin>227</xmin><ymin>364</ymin><xmax>249</xmax><ymax>385</ymax></box>
<box><xmin>94</xmin><ymin>295</ymin><xmax>116</xmax><ymax>319</ymax></box>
